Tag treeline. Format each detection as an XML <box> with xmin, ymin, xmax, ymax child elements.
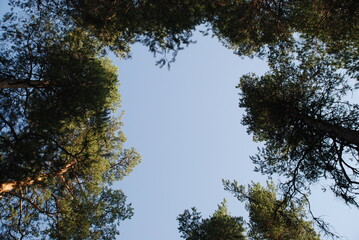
<box><xmin>178</xmin><ymin>181</ymin><xmax>320</xmax><ymax>240</ymax></box>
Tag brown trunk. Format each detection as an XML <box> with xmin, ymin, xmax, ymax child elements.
<box><xmin>0</xmin><ymin>79</ymin><xmax>50</xmax><ymax>88</ymax></box>
<box><xmin>281</xmin><ymin>102</ymin><xmax>359</xmax><ymax>147</ymax></box>
<box><xmin>0</xmin><ymin>160</ymin><xmax>77</xmax><ymax>194</ymax></box>
<box><xmin>302</xmin><ymin>116</ymin><xmax>359</xmax><ymax>147</ymax></box>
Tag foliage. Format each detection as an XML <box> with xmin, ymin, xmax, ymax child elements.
<box><xmin>1</xmin><ymin>11</ymin><xmax>118</xmax><ymax>182</ymax></box>
<box><xmin>224</xmin><ymin>181</ymin><xmax>321</xmax><ymax>240</ymax></box>
<box><xmin>179</xmin><ymin>181</ymin><xmax>320</xmax><ymax>240</ymax></box>
<box><xmin>0</xmin><ymin>183</ymin><xmax>135</xmax><ymax>239</ymax></box>
<box><xmin>178</xmin><ymin>200</ymin><xmax>246</xmax><ymax>240</ymax></box>
<box><xmin>0</xmin><ymin>9</ymin><xmax>141</xmax><ymax>239</ymax></box>
<box><xmin>8</xmin><ymin>0</ymin><xmax>207</xmax><ymax>66</ymax></box>
<box><xmin>1</xmin><ymin>0</ymin><xmax>358</xmax><ymax>237</ymax></box>
<box><xmin>207</xmin><ymin>0</ymin><xmax>358</xmax><ymax>57</ymax></box>
<box><xmin>8</xmin><ymin>0</ymin><xmax>358</xmax><ymax>62</ymax></box>
<box><xmin>238</xmin><ymin>39</ymin><xmax>359</xmax><ymax>206</ymax></box>
<box><xmin>67</xmin><ymin>0</ymin><xmax>206</xmax><ymax>66</ymax></box>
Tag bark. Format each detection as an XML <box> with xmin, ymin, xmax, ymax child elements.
<box><xmin>301</xmin><ymin>116</ymin><xmax>359</xmax><ymax>147</ymax></box>
<box><xmin>0</xmin><ymin>79</ymin><xmax>50</xmax><ymax>88</ymax></box>
<box><xmin>282</xmin><ymin>102</ymin><xmax>359</xmax><ymax>146</ymax></box>
<box><xmin>0</xmin><ymin>160</ymin><xmax>77</xmax><ymax>194</ymax></box>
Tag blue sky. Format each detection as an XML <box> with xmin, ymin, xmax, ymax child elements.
<box><xmin>115</xmin><ymin>32</ymin><xmax>359</xmax><ymax>240</ymax></box>
<box><xmin>115</xmin><ymin>34</ymin><xmax>268</xmax><ymax>239</ymax></box>
<box><xmin>1</xmin><ymin>1</ymin><xmax>359</xmax><ymax>239</ymax></box>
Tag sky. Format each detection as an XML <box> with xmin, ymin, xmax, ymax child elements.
<box><xmin>114</xmin><ymin>32</ymin><xmax>359</xmax><ymax>240</ymax></box>
<box><xmin>1</xmin><ymin>1</ymin><xmax>359</xmax><ymax>239</ymax></box>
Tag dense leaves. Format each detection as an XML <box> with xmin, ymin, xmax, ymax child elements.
<box><xmin>8</xmin><ymin>0</ymin><xmax>358</xmax><ymax>61</ymax></box>
<box><xmin>1</xmin><ymin>0</ymin><xmax>358</xmax><ymax>238</ymax></box>
<box><xmin>8</xmin><ymin>0</ymin><xmax>207</xmax><ymax>66</ymax></box>
<box><xmin>0</xmin><ymin>8</ymin><xmax>141</xmax><ymax>239</ymax></box>
<box><xmin>178</xmin><ymin>201</ymin><xmax>246</xmax><ymax>240</ymax></box>
<box><xmin>1</xmin><ymin>11</ymin><xmax>121</xmax><ymax>183</ymax></box>
<box><xmin>67</xmin><ymin>0</ymin><xmax>206</xmax><ymax>65</ymax></box>
<box><xmin>0</xmin><ymin>184</ymin><xmax>134</xmax><ymax>239</ymax></box>
<box><xmin>179</xmin><ymin>182</ymin><xmax>320</xmax><ymax>240</ymax></box>
<box><xmin>224</xmin><ymin>181</ymin><xmax>321</xmax><ymax>240</ymax></box>
<box><xmin>208</xmin><ymin>0</ymin><xmax>358</xmax><ymax>56</ymax></box>
<box><xmin>238</xmin><ymin>39</ymin><xmax>359</xmax><ymax>206</ymax></box>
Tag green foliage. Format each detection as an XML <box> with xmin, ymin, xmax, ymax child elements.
<box><xmin>224</xmin><ymin>181</ymin><xmax>321</xmax><ymax>240</ymax></box>
<box><xmin>179</xmin><ymin>181</ymin><xmax>320</xmax><ymax>240</ymax></box>
<box><xmin>9</xmin><ymin>0</ymin><xmax>207</xmax><ymax>66</ymax></box>
<box><xmin>70</xmin><ymin>0</ymin><xmax>206</xmax><ymax>64</ymax></box>
<box><xmin>9</xmin><ymin>0</ymin><xmax>358</xmax><ymax>62</ymax></box>
<box><xmin>238</xmin><ymin>39</ymin><xmax>359</xmax><ymax>206</ymax></box>
<box><xmin>205</xmin><ymin>0</ymin><xmax>292</xmax><ymax>56</ymax></box>
<box><xmin>178</xmin><ymin>200</ymin><xmax>246</xmax><ymax>240</ymax></box>
<box><xmin>291</xmin><ymin>0</ymin><xmax>358</xmax><ymax>43</ymax></box>
<box><xmin>0</xmin><ymin>13</ymin><xmax>123</xmax><ymax>182</ymax></box>
<box><xmin>0</xmin><ymin>182</ymin><xmax>135</xmax><ymax>239</ymax></box>
<box><xmin>0</xmin><ymin>9</ymin><xmax>141</xmax><ymax>239</ymax></box>
<box><xmin>1</xmin><ymin>0</ymin><xmax>358</xmax><ymax>238</ymax></box>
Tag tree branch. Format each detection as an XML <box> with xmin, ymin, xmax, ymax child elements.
<box><xmin>0</xmin><ymin>78</ymin><xmax>50</xmax><ymax>89</ymax></box>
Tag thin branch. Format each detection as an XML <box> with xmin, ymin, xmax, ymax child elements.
<box><xmin>0</xmin><ymin>113</ymin><xmax>19</xmax><ymax>141</ymax></box>
<box><xmin>6</xmin><ymin>191</ymin><xmax>57</xmax><ymax>223</ymax></box>
<box><xmin>18</xmin><ymin>191</ymin><xmax>25</xmax><ymax>240</ymax></box>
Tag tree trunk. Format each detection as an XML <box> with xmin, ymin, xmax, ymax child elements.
<box><xmin>301</xmin><ymin>116</ymin><xmax>359</xmax><ymax>147</ymax></box>
<box><xmin>0</xmin><ymin>160</ymin><xmax>77</xmax><ymax>194</ymax></box>
<box><xmin>0</xmin><ymin>79</ymin><xmax>50</xmax><ymax>88</ymax></box>
<box><xmin>282</xmin><ymin>102</ymin><xmax>359</xmax><ymax>147</ymax></box>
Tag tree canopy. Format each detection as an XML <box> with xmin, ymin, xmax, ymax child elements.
<box><xmin>1</xmin><ymin>0</ymin><xmax>358</xmax><ymax>238</ymax></box>
<box><xmin>7</xmin><ymin>0</ymin><xmax>358</xmax><ymax>61</ymax></box>
<box><xmin>0</xmin><ymin>6</ymin><xmax>141</xmax><ymax>239</ymax></box>
<box><xmin>224</xmin><ymin>181</ymin><xmax>321</xmax><ymax>240</ymax></box>
<box><xmin>178</xmin><ymin>200</ymin><xmax>246</xmax><ymax>240</ymax></box>
<box><xmin>237</xmin><ymin>39</ymin><xmax>359</xmax><ymax>206</ymax></box>
<box><xmin>179</xmin><ymin>181</ymin><xmax>320</xmax><ymax>240</ymax></box>
<box><xmin>207</xmin><ymin>0</ymin><xmax>358</xmax><ymax>56</ymax></box>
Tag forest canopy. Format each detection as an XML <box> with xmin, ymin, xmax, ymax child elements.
<box><xmin>178</xmin><ymin>182</ymin><xmax>321</xmax><ymax>240</ymax></box>
<box><xmin>0</xmin><ymin>0</ymin><xmax>358</xmax><ymax>239</ymax></box>
<box><xmin>0</xmin><ymin>2</ymin><xmax>141</xmax><ymax>239</ymax></box>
